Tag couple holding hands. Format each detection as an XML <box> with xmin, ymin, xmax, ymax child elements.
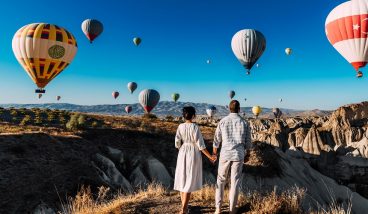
<box><xmin>174</xmin><ymin>100</ymin><xmax>253</xmax><ymax>214</ymax></box>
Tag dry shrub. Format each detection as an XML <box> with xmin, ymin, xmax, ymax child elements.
<box><xmin>248</xmin><ymin>187</ymin><xmax>305</xmax><ymax>214</ymax></box>
<box><xmin>193</xmin><ymin>185</ymin><xmax>305</xmax><ymax>214</ymax></box>
<box><xmin>60</xmin><ymin>183</ymin><xmax>166</xmax><ymax>214</ymax></box>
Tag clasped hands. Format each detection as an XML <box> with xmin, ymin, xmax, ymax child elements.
<box><xmin>208</xmin><ymin>153</ymin><xmax>217</xmax><ymax>164</ymax></box>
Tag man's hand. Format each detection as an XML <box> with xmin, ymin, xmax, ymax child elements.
<box><xmin>211</xmin><ymin>154</ymin><xmax>217</xmax><ymax>164</ymax></box>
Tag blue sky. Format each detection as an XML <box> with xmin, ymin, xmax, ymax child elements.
<box><xmin>0</xmin><ymin>0</ymin><xmax>365</xmax><ymax>110</ymax></box>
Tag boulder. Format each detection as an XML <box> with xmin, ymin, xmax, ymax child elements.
<box><xmin>129</xmin><ymin>166</ymin><xmax>149</xmax><ymax>189</ymax></box>
<box><xmin>93</xmin><ymin>153</ymin><xmax>133</xmax><ymax>193</ymax></box>
<box><xmin>145</xmin><ymin>157</ymin><xmax>173</xmax><ymax>188</ymax></box>
<box><xmin>33</xmin><ymin>203</ymin><xmax>55</xmax><ymax>214</ymax></box>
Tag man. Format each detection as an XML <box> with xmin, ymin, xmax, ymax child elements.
<box><xmin>213</xmin><ymin>100</ymin><xmax>252</xmax><ymax>214</ymax></box>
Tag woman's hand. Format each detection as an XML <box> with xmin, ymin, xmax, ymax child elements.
<box><xmin>201</xmin><ymin>149</ymin><xmax>217</xmax><ymax>164</ymax></box>
<box><xmin>208</xmin><ymin>154</ymin><xmax>217</xmax><ymax>163</ymax></box>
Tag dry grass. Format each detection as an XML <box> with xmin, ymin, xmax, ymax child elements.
<box><xmin>193</xmin><ymin>185</ymin><xmax>305</xmax><ymax>214</ymax></box>
<box><xmin>60</xmin><ymin>184</ymin><xmax>354</xmax><ymax>214</ymax></box>
<box><xmin>59</xmin><ymin>183</ymin><xmax>166</xmax><ymax>214</ymax></box>
<box><xmin>247</xmin><ymin>186</ymin><xmax>305</xmax><ymax>214</ymax></box>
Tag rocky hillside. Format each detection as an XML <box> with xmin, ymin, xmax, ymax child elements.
<box><xmin>0</xmin><ymin>102</ymin><xmax>367</xmax><ymax>213</ymax></box>
<box><xmin>0</xmin><ymin>101</ymin><xmax>331</xmax><ymax>117</ymax></box>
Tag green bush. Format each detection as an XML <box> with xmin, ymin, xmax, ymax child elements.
<box><xmin>66</xmin><ymin>114</ymin><xmax>87</xmax><ymax>131</ymax></box>
<box><xmin>66</xmin><ymin>114</ymin><xmax>79</xmax><ymax>131</ymax></box>
<box><xmin>34</xmin><ymin>112</ymin><xmax>43</xmax><ymax>125</ymax></box>
<box><xmin>47</xmin><ymin>112</ymin><xmax>56</xmax><ymax>123</ymax></box>
<box><xmin>59</xmin><ymin>116</ymin><xmax>67</xmax><ymax>125</ymax></box>
<box><xmin>20</xmin><ymin>115</ymin><xmax>32</xmax><ymax>126</ymax></box>
<box><xmin>143</xmin><ymin>113</ymin><xmax>157</xmax><ymax>120</ymax></box>
<box><xmin>77</xmin><ymin>115</ymin><xmax>86</xmax><ymax>128</ymax></box>
<box><xmin>91</xmin><ymin>121</ymin><xmax>99</xmax><ymax>128</ymax></box>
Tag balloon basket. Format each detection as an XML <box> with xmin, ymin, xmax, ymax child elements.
<box><xmin>357</xmin><ymin>71</ymin><xmax>363</xmax><ymax>78</ymax></box>
<box><xmin>35</xmin><ymin>89</ymin><xmax>45</xmax><ymax>94</ymax></box>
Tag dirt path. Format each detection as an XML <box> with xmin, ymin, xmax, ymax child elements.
<box><xmin>122</xmin><ymin>192</ymin><xmax>251</xmax><ymax>214</ymax></box>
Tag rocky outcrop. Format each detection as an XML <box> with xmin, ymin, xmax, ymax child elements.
<box><xmin>33</xmin><ymin>203</ymin><xmax>55</xmax><ymax>214</ymax></box>
<box><xmin>241</xmin><ymin>145</ymin><xmax>368</xmax><ymax>214</ymax></box>
<box><xmin>129</xmin><ymin>166</ymin><xmax>149</xmax><ymax>189</ymax></box>
<box><xmin>301</xmin><ymin>126</ymin><xmax>332</xmax><ymax>155</ymax></box>
<box><xmin>288</xmin><ymin>127</ymin><xmax>308</xmax><ymax>147</ymax></box>
<box><xmin>93</xmin><ymin>153</ymin><xmax>133</xmax><ymax>193</ymax></box>
<box><xmin>145</xmin><ymin>157</ymin><xmax>173</xmax><ymax>188</ymax></box>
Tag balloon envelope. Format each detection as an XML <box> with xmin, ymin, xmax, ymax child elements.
<box><xmin>285</xmin><ymin>48</ymin><xmax>292</xmax><ymax>55</ymax></box>
<box><xmin>172</xmin><ymin>93</ymin><xmax>180</xmax><ymax>102</ymax></box>
<box><xmin>133</xmin><ymin>37</ymin><xmax>141</xmax><ymax>46</ymax></box>
<box><xmin>112</xmin><ymin>91</ymin><xmax>119</xmax><ymax>99</ymax></box>
<box><xmin>139</xmin><ymin>89</ymin><xmax>160</xmax><ymax>113</ymax></box>
<box><xmin>127</xmin><ymin>82</ymin><xmax>138</xmax><ymax>94</ymax></box>
<box><xmin>12</xmin><ymin>23</ymin><xmax>78</xmax><ymax>92</ymax></box>
<box><xmin>325</xmin><ymin>0</ymin><xmax>368</xmax><ymax>74</ymax></box>
<box><xmin>56</xmin><ymin>96</ymin><xmax>61</xmax><ymax>101</ymax></box>
<box><xmin>81</xmin><ymin>19</ymin><xmax>103</xmax><ymax>43</ymax></box>
<box><xmin>229</xmin><ymin>90</ymin><xmax>235</xmax><ymax>99</ymax></box>
<box><xmin>252</xmin><ymin>106</ymin><xmax>262</xmax><ymax>117</ymax></box>
<box><xmin>231</xmin><ymin>29</ymin><xmax>266</xmax><ymax>74</ymax></box>
<box><xmin>125</xmin><ymin>105</ymin><xmax>132</xmax><ymax>114</ymax></box>
<box><xmin>206</xmin><ymin>106</ymin><xmax>217</xmax><ymax>117</ymax></box>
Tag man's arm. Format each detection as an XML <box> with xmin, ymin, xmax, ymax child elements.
<box><xmin>213</xmin><ymin>123</ymin><xmax>222</xmax><ymax>156</ymax></box>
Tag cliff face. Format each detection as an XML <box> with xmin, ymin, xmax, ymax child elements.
<box><xmin>246</xmin><ymin>102</ymin><xmax>368</xmax><ymax>199</ymax></box>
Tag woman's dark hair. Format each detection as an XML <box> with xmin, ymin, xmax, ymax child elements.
<box><xmin>182</xmin><ymin>106</ymin><xmax>196</xmax><ymax>120</ymax></box>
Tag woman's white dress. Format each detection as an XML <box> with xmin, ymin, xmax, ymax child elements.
<box><xmin>174</xmin><ymin>123</ymin><xmax>206</xmax><ymax>193</ymax></box>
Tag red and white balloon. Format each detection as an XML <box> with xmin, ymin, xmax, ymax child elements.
<box><xmin>326</xmin><ymin>0</ymin><xmax>368</xmax><ymax>77</ymax></box>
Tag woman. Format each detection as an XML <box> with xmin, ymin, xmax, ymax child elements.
<box><xmin>174</xmin><ymin>106</ymin><xmax>216</xmax><ymax>214</ymax></box>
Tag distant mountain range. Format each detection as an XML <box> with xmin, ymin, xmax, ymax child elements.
<box><xmin>0</xmin><ymin>101</ymin><xmax>331</xmax><ymax>118</ymax></box>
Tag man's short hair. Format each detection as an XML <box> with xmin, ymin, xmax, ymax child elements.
<box><xmin>229</xmin><ymin>100</ymin><xmax>240</xmax><ymax>113</ymax></box>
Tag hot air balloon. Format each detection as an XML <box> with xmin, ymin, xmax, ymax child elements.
<box><xmin>272</xmin><ymin>108</ymin><xmax>282</xmax><ymax>119</ymax></box>
<box><xmin>229</xmin><ymin>90</ymin><xmax>235</xmax><ymax>99</ymax></box>
<box><xmin>326</xmin><ymin>0</ymin><xmax>368</xmax><ymax>78</ymax></box>
<box><xmin>206</xmin><ymin>106</ymin><xmax>217</xmax><ymax>117</ymax></box>
<box><xmin>38</xmin><ymin>94</ymin><xmax>42</xmax><ymax>99</ymax></box>
<box><xmin>231</xmin><ymin>29</ymin><xmax>266</xmax><ymax>75</ymax></box>
<box><xmin>252</xmin><ymin>106</ymin><xmax>262</xmax><ymax>118</ymax></box>
<box><xmin>12</xmin><ymin>23</ymin><xmax>78</xmax><ymax>93</ymax></box>
<box><xmin>279</xmin><ymin>98</ymin><xmax>283</xmax><ymax>103</ymax></box>
<box><xmin>56</xmin><ymin>96</ymin><xmax>61</xmax><ymax>101</ymax></box>
<box><xmin>125</xmin><ymin>105</ymin><xmax>132</xmax><ymax>114</ymax></box>
<box><xmin>112</xmin><ymin>91</ymin><xmax>119</xmax><ymax>99</ymax></box>
<box><xmin>127</xmin><ymin>82</ymin><xmax>138</xmax><ymax>94</ymax></box>
<box><xmin>256</xmin><ymin>64</ymin><xmax>260</xmax><ymax>68</ymax></box>
<box><xmin>285</xmin><ymin>48</ymin><xmax>292</xmax><ymax>56</ymax></box>
<box><xmin>133</xmin><ymin>37</ymin><xmax>141</xmax><ymax>46</ymax></box>
<box><xmin>244</xmin><ymin>98</ymin><xmax>247</xmax><ymax>102</ymax></box>
<box><xmin>172</xmin><ymin>93</ymin><xmax>180</xmax><ymax>102</ymax></box>
<box><xmin>207</xmin><ymin>59</ymin><xmax>211</xmax><ymax>64</ymax></box>
<box><xmin>139</xmin><ymin>89</ymin><xmax>160</xmax><ymax>113</ymax></box>
<box><xmin>81</xmin><ymin>19</ymin><xmax>103</xmax><ymax>43</ymax></box>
